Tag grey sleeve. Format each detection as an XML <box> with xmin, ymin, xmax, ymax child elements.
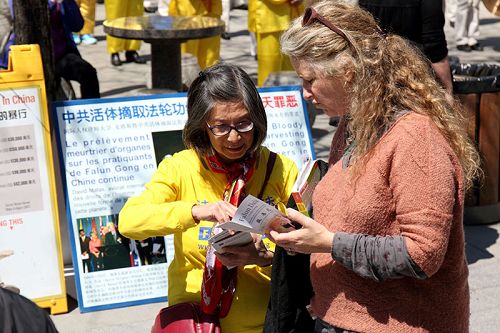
<box><xmin>331</xmin><ymin>232</ymin><xmax>427</xmax><ymax>281</ymax></box>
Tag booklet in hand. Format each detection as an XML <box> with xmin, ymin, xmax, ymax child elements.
<box><xmin>291</xmin><ymin>158</ymin><xmax>321</xmax><ymax>217</ymax></box>
<box><xmin>208</xmin><ymin>195</ymin><xmax>296</xmax><ymax>252</ymax></box>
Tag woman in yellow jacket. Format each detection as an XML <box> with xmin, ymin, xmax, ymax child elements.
<box><xmin>104</xmin><ymin>0</ymin><xmax>146</xmax><ymax>66</ymax></box>
<box><xmin>248</xmin><ymin>0</ymin><xmax>304</xmax><ymax>86</ymax></box>
<box><xmin>119</xmin><ymin>63</ymin><xmax>298</xmax><ymax>333</ymax></box>
<box><xmin>169</xmin><ymin>0</ymin><xmax>222</xmax><ymax>69</ymax></box>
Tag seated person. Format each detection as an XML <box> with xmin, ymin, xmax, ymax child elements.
<box><xmin>0</xmin><ymin>0</ymin><xmax>12</xmax><ymax>65</ymax></box>
<box><xmin>0</xmin><ymin>0</ymin><xmax>100</xmax><ymax>99</ymax></box>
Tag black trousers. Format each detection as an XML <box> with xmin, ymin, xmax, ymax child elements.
<box><xmin>55</xmin><ymin>52</ymin><xmax>100</xmax><ymax>99</ymax></box>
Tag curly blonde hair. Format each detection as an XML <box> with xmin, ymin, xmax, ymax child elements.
<box><xmin>281</xmin><ymin>0</ymin><xmax>481</xmax><ymax>190</ymax></box>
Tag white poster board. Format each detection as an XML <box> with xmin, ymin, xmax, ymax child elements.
<box><xmin>0</xmin><ymin>86</ymin><xmax>66</xmax><ymax>311</ymax></box>
<box><xmin>53</xmin><ymin>86</ymin><xmax>315</xmax><ymax>312</ymax></box>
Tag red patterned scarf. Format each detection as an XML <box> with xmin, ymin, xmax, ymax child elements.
<box><xmin>201</xmin><ymin>153</ymin><xmax>256</xmax><ymax>317</ymax></box>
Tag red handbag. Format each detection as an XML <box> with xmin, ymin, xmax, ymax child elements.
<box><xmin>151</xmin><ymin>302</ymin><xmax>221</xmax><ymax>333</ymax></box>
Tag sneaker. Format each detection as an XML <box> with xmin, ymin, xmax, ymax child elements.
<box><xmin>73</xmin><ymin>33</ymin><xmax>81</xmax><ymax>45</ymax></box>
<box><xmin>111</xmin><ymin>53</ymin><xmax>122</xmax><ymax>66</ymax></box>
<box><xmin>81</xmin><ymin>34</ymin><xmax>98</xmax><ymax>45</ymax></box>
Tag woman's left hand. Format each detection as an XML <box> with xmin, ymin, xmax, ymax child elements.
<box><xmin>215</xmin><ymin>235</ymin><xmax>273</xmax><ymax>267</ymax></box>
<box><xmin>267</xmin><ymin>208</ymin><xmax>334</xmax><ymax>254</ymax></box>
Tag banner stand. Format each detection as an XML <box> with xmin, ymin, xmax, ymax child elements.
<box><xmin>53</xmin><ymin>85</ymin><xmax>314</xmax><ymax>312</ymax></box>
<box><xmin>0</xmin><ymin>45</ymin><xmax>67</xmax><ymax>314</ymax></box>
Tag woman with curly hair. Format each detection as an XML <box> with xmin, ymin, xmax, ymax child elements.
<box><xmin>266</xmin><ymin>1</ymin><xmax>481</xmax><ymax>332</ymax></box>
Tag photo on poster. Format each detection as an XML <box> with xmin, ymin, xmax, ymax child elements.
<box><xmin>76</xmin><ymin>214</ymin><xmax>169</xmax><ymax>274</ymax></box>
<box><xmin>151</xmin><ymin>130</ymin><xmax>185</xmax><ymax>165</ymax></box>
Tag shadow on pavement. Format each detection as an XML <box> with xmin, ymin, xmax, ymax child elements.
<box><xmin>480</xmin><ymin>36</ymin><xmax>500</xmax><ymax>52</ymax></box>
<box><xmin>101</xmin><ymin>84</ymin><xmax>148</xmax><ymax>97</ymax></box>
<box><xmin>230</xmin><ymin>29</ymin><xmax>251</xmax><ymax>38</ymax></box>
<box><xmin>66</xmin><ymin>295</ymin><xmax>78</xmax><ymax>313</ymax></box>
<box><xmin>479</xmin><ymin>18</ymin><xmax>500</xmax><ymax>26</ymax></box>
<box><xmin>311</xmin><ymin>127</ymin><xmax>331</xmax><ymax>140</ymax></box>
<box><xmin>465</xmin><ymin>224</ymin><xmax>499</xmax><ymax>264</ymax></box>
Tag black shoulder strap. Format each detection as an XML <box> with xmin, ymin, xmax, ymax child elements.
<box><xmin>257</xmin><ymin>151</ymin><xmax>277</xmax><ymax>200</ymax></box>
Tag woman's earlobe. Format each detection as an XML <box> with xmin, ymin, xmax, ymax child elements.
<box><xmin>345</xmin><ymin>68</ymin><xmax>355</xmax><ymax>83</ymax></box>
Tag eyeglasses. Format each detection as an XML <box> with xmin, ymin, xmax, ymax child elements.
<box><xmin>206</xmin><ymin>120</ymin><xmax>254</xmax><ymax>136</ymax></box>
<box><xmin>302</xmin><ymin>7</ymin><xmax>353</xmax><ymax>50</ymax></box>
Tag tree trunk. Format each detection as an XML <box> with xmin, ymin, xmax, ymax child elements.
<box><xmin>12</xmin><ymin>0</ymin><xmax>59</xmax><ymax>105</ymax></box>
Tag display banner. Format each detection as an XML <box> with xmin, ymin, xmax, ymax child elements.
<box><xmin>53</xmin><ymin>86</ymin><xmax>315</xmax><ymax>312</ymax></box>
<box><xmin>0</xmin><ymin>45</ymin><xmax>67</xmax><ymax>314</ymax></box>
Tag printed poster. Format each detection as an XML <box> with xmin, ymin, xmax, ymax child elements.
<box><xmin>0</xmin><ymin>86</ymin><xmax>66</xmax><ymax>302</ymax></box>
<box><xmin>54</xmin><ymin>86</ymin><xmax>315</xmax><ymax>312</ymax></box>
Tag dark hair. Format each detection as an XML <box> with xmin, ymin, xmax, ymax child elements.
<box><xmin>183</xmin><ymin>62</ymin><xmax>267</xmax><ymax>157</ymax></box>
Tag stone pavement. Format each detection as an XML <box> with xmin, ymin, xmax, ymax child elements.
<box><xmin>50</xmin><ymin>3</ymin><xmax>500</xmax><ymax>332</ymax></box>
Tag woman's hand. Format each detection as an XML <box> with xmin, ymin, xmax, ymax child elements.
<box><xmin>267</xmin><ymin>208</ymin><xmax>334</xmax><ymax>254</ymax></box>
<box><xmin>215</xmin><ymin>234</ymin><xmax>273</xmax><ymax>267</ymax></box>
<box><xmin>191</xmin><ymin>201</ymin><xmax>238</xmax><ymax>224</ymax></box>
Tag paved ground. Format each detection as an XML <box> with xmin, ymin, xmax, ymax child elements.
<box><xmin>50</xmin><ymin>3</ymin><xmax>500</xmax><ymax>332</ymax></box>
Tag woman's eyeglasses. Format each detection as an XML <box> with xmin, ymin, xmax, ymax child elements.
<box><xmin>302</xmin><ymin>7</ymin><xmax>352</xmax><ymax>50</ymax></box>
<box><xmin>206</xmin><ymin>120</ymin><xmax>254</xmax><ymax>136</ymax></box>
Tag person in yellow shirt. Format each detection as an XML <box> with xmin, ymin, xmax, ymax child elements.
<box><xmin>119</xmin><ymin>63</ymin><xmax>298</xmax><ymax>333</ymax></box>
<box><xmin>248</xmin><ymin>0</ymin><xmax>304</xmax><ymax>86</ymax></box>
<box><xmin>169</xmin><ymin>0</ymin><xmax>222</xmax><ymax>69</ymax></box>
<box><xmin>73</xmin><ymin>0</ymin><xmax>98</xmax><ymax>45</ymax></box>
<box><xmin>104</xmin><ymin>0</ymin><xmax>146</xmax><ymax>66</ymax></box>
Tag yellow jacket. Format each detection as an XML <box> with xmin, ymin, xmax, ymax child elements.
<box><xmin>248</xmin><ymin>0</ymin><xmax>304</xmax><ymax>34</ymax></box>
<box><xmin>169</xmin><ymin>0</ymin><xmax>222</xmax><ymax>17</ymax></box>
<box><xmin>119</xmin><ymin>147</ymin><xmax>298</xmax><ymax>333</ymax></box>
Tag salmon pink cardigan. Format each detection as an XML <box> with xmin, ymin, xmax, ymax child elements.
<box><xmin>311</xmin><ymin>112</ymin><xmax>469</xmax><ymax>332</ymax></box>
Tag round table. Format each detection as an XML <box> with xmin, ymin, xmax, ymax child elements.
<box><xmin>103</xmin><ymin>15</ymin><xmax>224</xmax><ymax>92</ymax></box>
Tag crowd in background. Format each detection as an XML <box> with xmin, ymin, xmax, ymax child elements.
<box><xmin>0</xmin><ymin>0</ymin><xmax>488</xmax><ymax>97</ymax></box>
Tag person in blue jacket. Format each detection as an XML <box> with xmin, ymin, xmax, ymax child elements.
<box><xmin>1</xmin><ymin>0</ymin><xmax>100</xmax><ymax>99</ymax></box>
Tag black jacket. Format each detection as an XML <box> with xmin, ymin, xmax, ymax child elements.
<box><xmin>264</xmin><ymin>160</ymin><xmax>329</xmax><ymax>333</ymax></box>
<box><xmin>359</xmin><ymin>0</ymin><xmax>448</xmax><ymax>63</ymax></box>
<box><xmin>0</xmin><ymin>288</ymin><xmax>59</xmax><ymax>333</ymax></box>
